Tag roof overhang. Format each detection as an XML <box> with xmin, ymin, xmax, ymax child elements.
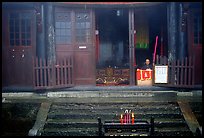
<box><xmin>54</xmin><ymin>2</ymin><xmax>165</xmax><ymax>8</ymax></box>
<box><xmin>2</xmin><ymin>2</ymin><xmax>165</xmax><ymax>9</ymax></box>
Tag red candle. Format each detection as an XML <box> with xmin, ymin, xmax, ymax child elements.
<box><xmin>124</xmin><ymin>113</ymin><xmax>127</xmax><ymax>124</ymax></box>
<box><xmin>129</xmin><ymin>112</ymin><xmax>131</xmax><ymax>123</ymax></box>
<box><xmin>120</xmin><ymin>114</ymin><xmax>123</xmax><ymax>124</ymax></box>
<box><xmin>131</xmin><ymin>112</ymin><xmax>134</xmax><ymax>124</ymax></box>
<box><xmin>127</xmin><ymin>112</ymin><xmax>129</xmax><ymax>124</ymax></box>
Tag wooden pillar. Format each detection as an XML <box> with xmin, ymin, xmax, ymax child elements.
<box><xmin>45</xmin><ymin>2</ymin><xmax>55</xmax><ymax>65</ymax></box>
<box><xmin>129</xmin><ymin>9</ymin><xmax>135</xmax><ymax>85</ymax></box>
<box><xmin>167</xmin><ymin>2</ymin><xmax>178</xmax><ymax>62</ymax></box>
<box><xmin>178</xmin><ymin>2</ymin><xmax>187</xmax><ymax>60</ymax></box>
<box><xmin>36</xmin><ymin>3</ymin><xmax>46</xmax><ymax>59</ymax></box>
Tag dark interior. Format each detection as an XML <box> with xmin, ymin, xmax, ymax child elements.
<box><xmin>96</xmin><ymin>8</ymin><xmax>129</xmax><ymax>68</ymax></box>
<box><xmin>95</xmin><ymin>5</ymin><xmax>167</xmax><ymax>69</ymax></box>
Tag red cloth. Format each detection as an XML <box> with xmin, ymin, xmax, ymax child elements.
<box><xmin>136</xmin><ymin>69</ymin><xmax>152</xmax><ymax>80</ymax></box>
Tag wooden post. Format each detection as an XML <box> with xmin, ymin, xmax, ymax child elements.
<box><xmin>167</xmin><ymin>2</ymin><xmax>178</xmax><ymax>63</ymax></box>
<box><xmin>178</xmin><ymin>2</ymin><xmax>187</xmax><ymax>60</ymax></box>
<box><xmin>45</xmin><ymin>3</ymin><xmax>56</xmax><ymax>87</ymax></box>
<box><xmin>129</xmin><ymin>9</ymin><xmax>135</xmax><ymax>85</ymax></box>
<box><xmin>36</xmin><ymin>3</ymin><xmax>46</xmax><ymax>59</ymax></box>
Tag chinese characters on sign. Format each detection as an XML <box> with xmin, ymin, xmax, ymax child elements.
<box><xmin>154</xmin><ymin>66</ymin><xmax>168</xmax><ymax>83</ymax></box>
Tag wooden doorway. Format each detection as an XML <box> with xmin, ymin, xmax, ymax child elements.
<box><xmin>95</xmin><ymin>8</ymin><xmax>130</xmax><ymax>86</ymax></box>
<box><xmin>188</xmin><ymin>8</ymin><xmax>202</xmax><ymax>85</ymax></box>
<box><xmin>54</xmin><ymin>7</ymin><xmax>95</xmax><ymax>85</ymax></box>
<box><xmin>2</xmin><ymin>10</ymin><xmax>36</xmax><ymax>88</ymax></box>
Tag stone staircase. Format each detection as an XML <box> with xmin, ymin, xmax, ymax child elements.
<box><xmin>39</xmin><ymin>101</ymin><xmax>193</xmax><ymax>136</ymax></box>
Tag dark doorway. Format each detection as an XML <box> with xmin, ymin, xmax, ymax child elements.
<box><xmin>134</xmin><ymin>5</ymin><xmax>167</xmax><ymax>69</ymax></box>
<box><xmin>96</xmin><ymin>8</ymin><xmax>129</xmax><ymax>68</ymax></box>
<box><xmin>95</xmin><ymin>8</ymin><xmax>130</xmax><ymax>86</ymax></box>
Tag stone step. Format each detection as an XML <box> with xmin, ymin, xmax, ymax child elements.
<box><xmin>47</xmin><ymin>112</ymin><xmax>183</xmax><ymax>120</ymax></box>
<box><xmin>42</xmin><ymin>123</ymin><xmax>191</xmax><ymax>136</ymax></box>
<box><xmin>41</xmin><ymin>101</ymin><xmax>192</xmax><ymax>136</ymax></box>
<box><xmin>50</xmin><ymin>105</ymin><xmax>180</xmax><ymax>112</ymax></box>
<box><xmin>41</xmin><ymin>127</ymin><xmax>97</xmax><ymax>136</ymax></box>
<box><xmin>48</xmin><ymin>108</ymin><xmax>181</xmax><ymax>115</ymax></box>
<box><xmin>46</xmin><ymin>118</ymin><xmax>186</xmax><ymax>123</ymax></box>
<box><xmin>51</xmin><ymin>102</ymin><xmax>179</xmax><ymax>109</ymax></box>
<box><xmin>44</xmin><ymin>119</ymin><xmax>187</xmax><ymax>129</ymax></box>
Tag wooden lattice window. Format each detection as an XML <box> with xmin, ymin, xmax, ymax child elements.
<box><xmin>55</xmin><ymin>12</ymin><xmax>72</xmax><ymax>45</ymax></box>
<box><xmin>193</xmin><ymin>12</ymin><xmax>202</xmax><ymax>46</ymax></box>
<box><xmin>9</xmin><ymin>12</ymin><xmax>32</xmax><ymax>46</ymax></box>
<box><xmin>75</xmin><ymin>12</ymin><xmax>91</xmax><ymax>43</ymax></box>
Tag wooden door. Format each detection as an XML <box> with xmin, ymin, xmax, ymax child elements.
<box><xmin>74</xmin><ymin>10</ymin><xmax>95</xmax><ymax>85</ymax></box>
<box><xmin>2</xmin><ymin>10</ymin><xmax>36</xmax><ymax>88</ymax></box>
<box><xmin>54</xmin><ymin>8</ymin><xmax>95</xmax><ymax>85</ymax></box>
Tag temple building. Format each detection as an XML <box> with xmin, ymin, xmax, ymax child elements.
<box><xmin>2</xmin><ymin>2</ymin><xmax>202</xmax><ymax>90</ymax></box>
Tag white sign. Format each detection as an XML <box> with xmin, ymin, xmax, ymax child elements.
<box><xmin>79</xmin><ymin>46</ymin><xmax>86</xmax><ymax>49</ymax></box>
<box><xmin>154</xmin><ymin>66</ymin><xmax>168</xmax><ymax>83</ymax></box>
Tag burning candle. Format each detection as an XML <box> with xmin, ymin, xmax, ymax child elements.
<box><xmin>131</xmin><ymin>112</ymin><xmax>134</xmax><ymax>124</ymax></box>
<box><xmin>120</xmin><ymin>114</ymin><xmax>123</xmax><ymax>124</ymax></box>
<box><xmin>124</xmin><ymin>110</ymin><xmax>128</xmax><ymax>124</ymax></box>
<box><xmin>124</xmin><ymin>113</ymin><xmax>126</xmax><ymax>124</ymax></box>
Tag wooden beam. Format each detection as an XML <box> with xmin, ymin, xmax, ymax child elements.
<box><xmin>178</xmin><ymin>101</ymin><xmax>200</xmax><ymax>134</ymax></box>
<box><xmin>28</xmin><ymin>102</ymin><xmax>51</xmax><ymax>136</ymax></box>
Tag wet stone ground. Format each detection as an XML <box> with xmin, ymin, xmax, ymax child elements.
<box><xmin>2</xmin><ymin>103</ymin><xmax>40</xmax><ymax>136</ymax></box>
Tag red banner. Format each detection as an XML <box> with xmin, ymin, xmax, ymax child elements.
<box><xmin>136</xmin><ymin>69</ymin><xmax>152</xmax><ymax>80</ymax></box>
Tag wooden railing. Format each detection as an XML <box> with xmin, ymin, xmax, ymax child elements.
<box><xmin>154</xmin><ymin>55</ymin><xmax>195</xmax><ymax>88</ymax></box>
<box><xmin>33</xmin><ymin>57</ymin><xmax>74</xmax><ymax>89</ymax></box>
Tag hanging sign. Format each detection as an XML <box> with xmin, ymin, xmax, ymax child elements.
<box><xmin>154</xmin><ymin>65</ymin><xmax>168</xmax><ymax>83</ymax></box>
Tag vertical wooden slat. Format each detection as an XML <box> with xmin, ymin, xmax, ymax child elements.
<box><xmin>64</xmin><ymin>58</ymin><xmax>67</xmax><ymax>85</ymax></box>
<box><xmin>66</xmin><ymin>58</ymin><xmax>68</xmax><ymax>85</ymax></box>
<box><xmin>52</xmin><ymin>61</ymin><xmax>56</xmax><ymax>87</ymax></box>
<box><xmin>47</xmin><ymin>60</ymin><xmax>51</xmax><ymax>87</ymax></box>
<box><xmin>50</xmin><ymin>63</ymin><xmax>52</xmax><ymax>87</ymax></box>
<box><xmin>32</xmin><ymin>57</ymin><xmax>36</xmax><ymax>88</ymax></box>
<box><xmin>176</xmin><ymin>59</ymin><xmax>180</xmax><ymax>85</ymax></box>
<box><xmin>43</xmin><ymin>58</ymin><xmax>47</xmax><ymax>87</ymax></box>
<box><xmin>70</xmin><ymin>56</ymin><xmax>72</xmax><ymax>84</ymax></box>
<box><xmin>168</xmin><ymin>61</ymin><xmax>171</xmax><ymax>85</ymax></box>
<box><xmin>184</xmin><ymin>57</ymin><xmax>188</xmax><ymax>86</ymax></box>
<box><xmin>60</xmin><ymin>59</ymin><xmax>64</xmax><ymax>85</ymax></box>
<box><xmin>192</xmin><ymin>56</ymin><xmax>195</xmax><ymax>86</ymax></box>
<box><xmin>68</xmin><ymin>56</ymin><xmax>71</xmax><ymax>85</ymax></box>
<box><xmin>39</xmin><ymin>58</ymin><xmax>43</xmax><ymax>87</ymax></box>
<box><xmin>188</xmin><ymin>57</ymin><xmax>192</xmax><ymax>85</ymax></box>
<box><xmin>171</xmin><ymin>60</ymin><xmax>176</xmax><ymax>85</ymax></box>
<box><xmin>180</xmin><ymin>58</ymin><xmax>184</xmax><ymax>86</ymax></box>
<box><xmin>36</xmin><ymin>57</ymin><xmax>39</xmax><ymax>87</ymax></box>
<box><xmin>57</xmin><ymin>60</ymin><xmax>60</xmax><ymax>85</ymax></box>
